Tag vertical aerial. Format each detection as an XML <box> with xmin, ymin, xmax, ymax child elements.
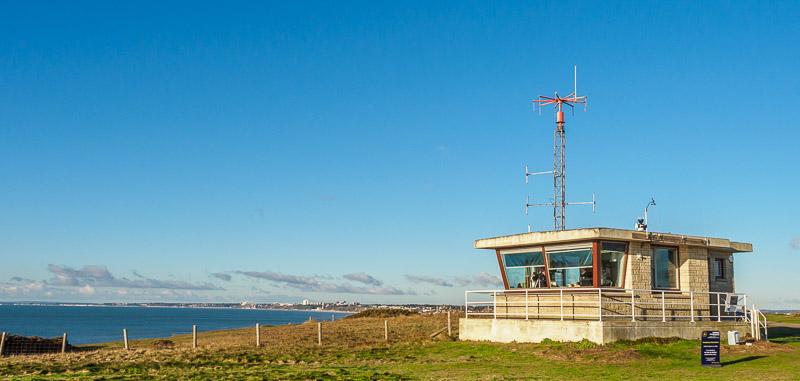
<box><xmin>525</xmin><ymin>66</ymin><xmax>595</xmax><ymax>231</ymax></box>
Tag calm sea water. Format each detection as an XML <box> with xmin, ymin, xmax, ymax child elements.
<box><xmin>0</xmin><ymin>305</ymin><xmax>350</xmax><ymax>344</ymax></box>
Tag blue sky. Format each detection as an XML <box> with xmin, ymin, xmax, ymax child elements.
<box><xmin>1</xmin><ymin>1</ymin><xmax>798</xmax><ymax>307</ymax></box>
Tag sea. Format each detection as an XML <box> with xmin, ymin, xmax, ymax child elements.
<box><xmin>0</xmin><ymin>304</ymin><xmax>350</xmax><ymax>344</ymax></box>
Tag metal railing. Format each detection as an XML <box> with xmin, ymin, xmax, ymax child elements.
<box><xmin>465</xmin><ymin>287</ymin><xmax>766</xmax><ymax>339</ymax></box>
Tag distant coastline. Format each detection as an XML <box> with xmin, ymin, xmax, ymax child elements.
<box><xmin>0</xmin><ymin>301</ymin><xmax>356</xmax><ymax>314</ymax></box>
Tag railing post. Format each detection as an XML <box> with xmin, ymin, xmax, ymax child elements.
<box><xmin>597</xmin><ymin>289</ymin><xmax>602</xmax><ymax>322</ymax></box>
<box><xmin>525</xmin><ymin>289</ymin><xmax>529</xmax><ymax>320</ymax></box>
<box><xmin>750</xmin><ymin>305</ymin><xmax>755</xmax><ymax>338</ymax></box>
<box><xmin>743</xmin><ymin>295</ymin><xmax>747</xmax><ymax>320</ymax></box>
<box><xmin>0</xmin><ymin>332</ymin><xmax>5</xmax><ymax>357</ymax></box>
<box><xmin>493</xmin><ymin>291</ymin><xmax>497</xmax><ymax>320</ymax></box>
<box><xmin>630</xmin><ymin>289</ymin><xmax>635</xmax><ymax>322</ymax></box>
<box><xmin>689</xmin><ymin>292</ymin><xmax>695</xmax><ymax>323</ymax></box>
<box><xmin>661</xmin><ymin>291</ymin><xmax>666</xmax><ymax>322</ymax></box>
<box><xmin>464</xmin><ymin>292</ymin><xmax>469</xmax><ymax>319</ymax></box>
<box><xmin>717</xmin><ymin>294</ymin><xmax>722</xmax><ymax>322</ymax></box>
<box><xmin>256</xmin><ymin>323</ymin><xmax>261</xmax><ymax>347</ymax></box>
<box><xmin>559</xmin><ymin>289</ymin><xmax>564</xmax><ymax>321</ymax></box>
<box><xmin>192</xmin><ymin>325</ymin><xmax>197</xmax><ymax>349</ymax></box>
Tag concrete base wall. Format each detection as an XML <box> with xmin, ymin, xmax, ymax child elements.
<box><xmin>459</xmin><ymin>318</ymin><xmax>750</xmax><ymax>344</ymax></box>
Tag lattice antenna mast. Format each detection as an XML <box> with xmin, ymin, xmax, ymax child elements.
<box><xmin>526</xmin><ymin>66</ymin><xmax>595</xmax><ymax>231</ymax></box>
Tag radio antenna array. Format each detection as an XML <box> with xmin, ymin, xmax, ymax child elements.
<box><xmin>525</xmin><ymin>65</ymin><xmax>596</xmax><ymax>231</ymax></box>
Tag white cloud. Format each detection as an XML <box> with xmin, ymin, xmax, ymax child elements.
<box><xmin>47</xmin><ymin>264</ymin><xmax>223</xmax><ymax>290</ymax></box>
<box><xmin>404</xmin><ymin>275</ymin><xmax>454</xmax><ymax>287</ymax></box>
<box><xmin>235</xmin><ymin>271</ymin><xmax>413</xmax><ymax>295</ymax></box>
<box><xmin>78</xmin><ymin>285</ymin><xmax>95</xmax><ymax>295</ymax></box>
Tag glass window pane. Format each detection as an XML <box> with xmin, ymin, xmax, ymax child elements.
<box><xmin>502</xmin><ymin>252</ymin><xmax>544</xmax><ymax>267</ymax></box>
<box><xmin>652</xmin><ymin>247</ymin><xmax>677</xmax><ymax>289</ymax></box>
<box><xmin>546</xmin><ymin>248</ymin><xmax>593</xmax><ymax>288</ymax></box>
<box><xmin>547</xmin><ymin>249</ymin><xmax>592</xmax><ymax>268</ymax></box>
<box><xmin>549</xmin><ymin>267</ymin><xmax>593</xmax><ymax>287</ymax></box>
<box><xmin>505</xmin><ymin>267</ymin><xmax>547</xmax><ymax>289</ymax></box>
<box><xmin>506</xmin><ymin>267</ymin><xmax>527</xmax><ymax>289</ymax></box>
<box><xmin>600</xmin><ymin>242</ymin><xmax>626</xmax><ymax>287</ymax></box>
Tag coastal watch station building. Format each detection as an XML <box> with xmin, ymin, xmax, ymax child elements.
<box><xmin>459</xmin><ymin>227</ymin><xmax>769</xmax><ymax>344</ymax></box>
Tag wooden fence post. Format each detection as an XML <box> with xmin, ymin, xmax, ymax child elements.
<box><xmin>0</xmin><ymin>332</ymin><xmax>6</xmax><ymax>356</ymax></box>
<box><xmin>192</xmin><ymin>325</ymin><xmax>197</xmax><ymax>349</ymax></box>
<box><xmin>447</xmin><ymin>311</ymin><xmax>452</xmax><ymax>337</ymax></box>
<box><xmin>317</xmin><ymin>322</ymin><xmax>322</xmax><ymax>346</ymax></box>
<box><xmin>61</xmin><ymin>333</ymin><xmax>68</xmax><ymax>353</ymax></box>
<box><xmin>123</xmin><ymin>329</ymin><xmax>129</xmax><ymax>350</ymax></box>
<box><xmin>384</xmin><ymin>320</ymin><xmax>388</xmax><ymax>342</ymax></box>
<box><xmin>256</xmin><ymin>323</ymin><xmax>261</xmax><ymax>347</ymax></box>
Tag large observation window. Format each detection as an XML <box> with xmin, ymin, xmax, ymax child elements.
<box><xmin>502</xmin><ymin>251</ymin><xmax>546</xmax><ymax>289</ymax></box>
<box><xmin>547</xmin><ymin>247</ymin><xmax>593</xmax><ymax>288</ymax></box>
<box><xmin>652</xmin><ymin>247</ymin><xmax>678</xmax><ymax>289</ymax></box>
<box><xmin>600</xmin><ymin>242</ymin><xmax>626</xmax><ymax>287</ymax></box>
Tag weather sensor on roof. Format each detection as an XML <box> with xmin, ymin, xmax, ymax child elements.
<box><xmin>635</xmin><ymin>198</ymin><xmax>656</xmax><ymax>232</ymax></box>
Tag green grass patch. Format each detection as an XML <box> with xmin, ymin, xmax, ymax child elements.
<box><xmin>1</xmin><ymin>314</ymin><xmax>799</xmax><ymax>380</ymax></box>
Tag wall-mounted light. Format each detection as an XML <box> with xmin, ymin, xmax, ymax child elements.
<box><xmin>728</xmin><ymin>255</ymin><xmax>734</xmax><ymax>263</ymax></box>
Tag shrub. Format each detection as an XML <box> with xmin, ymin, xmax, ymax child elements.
<box><xmin>344</xmin><ymin>308</ymin><xmax>419</xmax><ymax>319</ymax></box>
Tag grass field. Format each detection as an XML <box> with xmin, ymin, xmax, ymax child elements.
<box><xmin>765</xmin><ymin>313</ymin><xmax>800</xmax><ymax>325</ymax></box>
<box><xmin>1</xmin><ymin>312</ymin><xmax>799</xmax><ymax>380</ymax></box>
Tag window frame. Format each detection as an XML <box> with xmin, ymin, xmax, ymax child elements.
<box><xmin>496</xmin><ymin>240</ymin><xmax>629</xmax><ymax>290</ymax></box>
<box><xmin>713</xmin><ymin>257</ymin><xmax>726</xmax><ymax>281</ymax></box>
<box><xmin>544</xmin><ymin>245</ymin><xmax>595</xmax><ymax>288</ymax></box>
<box><xmin>651</xmin><ymin>245</ymin><xmax>680</xmax><ymax>290</ymax></box>
<box><xmin>500</xmin><ymin>250</ymin><xmax>547</xmax><ymax>289</ymax></box>
<box><xmin>598</xmin><ymin>240</ymin><xmax>629</xmax><ymax>288</ymax></box>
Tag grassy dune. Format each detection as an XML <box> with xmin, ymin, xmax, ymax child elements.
<box><xmin>1</xmin><ymin>312</ymin><xmax>799</xmax><ymax>380</ymax></box>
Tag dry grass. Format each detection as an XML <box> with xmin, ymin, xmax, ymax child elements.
<box><xmin>1</xmin><ymin>312</ymin><xmax>799</xmax><ymax>380</ymax></box>
<box><xmin>103</xmin><ymin>312</ymin><xmax>457</xmax><ymax>351</ymax></box>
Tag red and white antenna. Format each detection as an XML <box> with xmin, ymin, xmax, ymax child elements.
<box><xmin>525</xmin><ymin>65</ymin><xmax>595</xmax><ymax>231</ymax></box>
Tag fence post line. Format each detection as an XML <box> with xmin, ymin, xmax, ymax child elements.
<box><xmin>717</xmin><ymin>294</ymin><xmax>722</xmax><ymax>322</ymax></box>
<box><xmin>123</xmin><ymin>328</ymin><xmax>129</xmax><ymax>350</ymax></box>
<box><xmin>255</xmin><ymin>323</ymin><xmax>261</xmax><ymax>347</ymax></box>
<box><xmin>689</xmin><ymin>292</ymin><xmax>695</xmax><ymax>323</ymax></box>
<box><xmin>559</xmin><ymin>289</ymin><xmax>564</xmax><ymax>321</ymax></box>
<box><xmin>192</xmin><ymin>325</ymin><xmax>197</xmax><ymax>349</ymax></box>
<box><xmin>0</xmin><ymin>332</ymin><xmax>6</xmax><ymax>356</ymax></box>
<box><xmin>630</xmin><ymin>290</ymin><xmax>635</xmax><ymax>322</ymax></box>
<box><xmin>61</xmin><ymin>333</ymin><xmax>68</xmax><ymax>353</ymax></box>
<box><xmin>525</xmin><ymin>289</ymin><xmax>529</xmax><ymax>320</ymax></box>
<box><xmin>597</xmin><ymin>289</ymin><xmax>602</xmax><ymax>322</ymax></box>
<box><xmin>317</xmin><ymin>322</ymin><xmax>322</xmax><ymax>346</ymax></box>
<box><xmin>447</xmin><ymin>311</ymin><xmax>452</xmax><ymax>336</ymax></box>
<box><xmin>661</xmin><ymin>291</ymin><xmax>666</xmax><ymax>322</ymax></box>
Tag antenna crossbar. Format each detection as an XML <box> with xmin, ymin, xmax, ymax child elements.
<box><xmin>525</xmin><ymin>65</ymin><xmax>595</xmax><ymax>231</ymax></box>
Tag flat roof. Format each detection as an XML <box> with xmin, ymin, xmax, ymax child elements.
<box><xmin>474</xmin><ymin>227</ymin><xmax>753</xmax><ymax>253</ymax></box>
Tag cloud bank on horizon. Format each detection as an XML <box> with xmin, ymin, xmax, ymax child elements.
<box><xmin>0</xmin><ymin>265</ymin><xmax>501</xmax><ymax>303</ymax></box>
